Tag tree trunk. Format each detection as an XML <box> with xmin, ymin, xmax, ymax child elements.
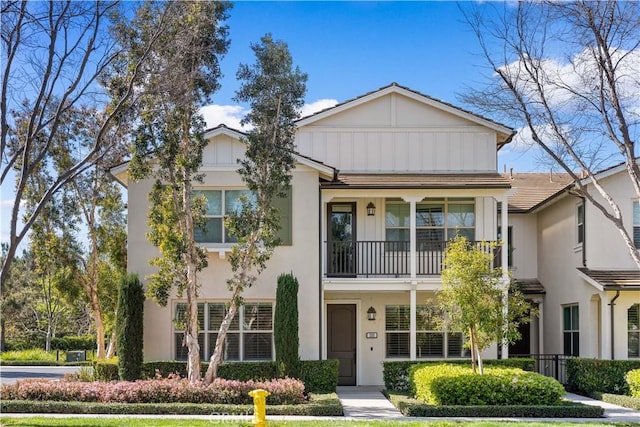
<box><xmin>45</xmin><ymin>323</ymin><xmax>52</xmax><ymax>352</ymax></box>
<box><xmin>469</xmin><ymin>327</ymin><xmax>477</xmax><ymax>374</ymax></box>
<box><xmin>204</xmin><ymin>294</ymin><xmax>240</xmax><ymax>385</ymax></box>
<box><xmin>106</xmin><ymin>330</ymin><xmax>117</xmax><ymax>358</ymax></box>
<box><xmin>1</xmin><ymin>318</ymin><xmax>5</xmax><ymax>352</ymax></box>
<box><xmin>91</xmin><ymin>294</ymin><xmax>106</xmax><ymax>359</ymax></box>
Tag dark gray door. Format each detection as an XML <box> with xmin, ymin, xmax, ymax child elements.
<box><xmin>327</xmin><ymin>304</ymin><xmax>356</xmax><ymax>386</ymax></box>
<box><xmin>327</xmin><ymin>203</ymin><xmax>356</xmax><ymax>277</ymax></box>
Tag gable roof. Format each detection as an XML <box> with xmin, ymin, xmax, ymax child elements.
<box><xmin>578</xmin><ymin>268</ymin><xmax>640</xmax><ymax>291</ymax></box>
<box><xmin>504</xmin><ymin>172</ymin><xmax>574</xmax><ymax>213</ymax></box>
<box><xmin>109</xmin><ymin>124</ymin><xmax>336</xmax><ymax>187</ymax></box>
<box><xmin>296</xmin><ymin>82</ymin><xmax>516</xmax><ymax>148</ymax></box>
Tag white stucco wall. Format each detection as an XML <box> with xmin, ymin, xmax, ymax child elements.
<box><xmin>505</xmin><ymin>214</ymin><xmax>539</xmax><ymax>280</ymax></box>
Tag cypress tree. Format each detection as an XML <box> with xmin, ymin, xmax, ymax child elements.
<box><xmin>274</xmin><ymin>272</ymin><xmax>300</xmax><ymax>378</ymax></box>
<box><xmin>116</xmin><ymin>273</ymin><xmax>145</xmax><ymax>380</ymax></box>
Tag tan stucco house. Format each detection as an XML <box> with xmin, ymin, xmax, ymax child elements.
<box><xmin>112</xmin><ymin>83</ymin><xmax>639</xmax><ymax>386</ymax></box>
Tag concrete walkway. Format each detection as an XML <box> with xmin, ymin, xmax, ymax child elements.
<box><xmin>337</xmin><ymin>386</ymin><xmax>404</xmax><ymax>418</ymax></box>
<box><xmin>336</xmin><ymin>386</ymin><xmax>640</xmax><ymax>423</ymax></box>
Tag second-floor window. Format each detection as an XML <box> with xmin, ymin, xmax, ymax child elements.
<box><xmin>385</xmin><ymin>198</ymin><xmax>475</xmax><ymax>245</ymax></box>
<box><xmin>193</xmin><ymin>188</ymin><xmax>292</xmax><ymax>245</ymax></box>
<box><xmin>634</xmin><ymin>201</ymin><xmax>640</xmax><ymax>249</ymax></box>
<box><xmin>576</xmin><ymin>203</ymin><xmax>584</xmax><ymax>245</ymax></box>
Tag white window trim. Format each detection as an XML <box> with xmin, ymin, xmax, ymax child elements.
<box><xmin>575</xmin><ymin>202</ymin><xmax>584</xmax><ymax>250</ymax></box>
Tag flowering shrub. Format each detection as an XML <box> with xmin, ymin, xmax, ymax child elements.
<box><xmin>0</xmin><ymin>376</ymin><xmax>305</xmax><ymax>405</ymax></box>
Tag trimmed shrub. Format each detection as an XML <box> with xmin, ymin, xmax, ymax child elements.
<box><xmin>0</xmin><ymin>349</ymin><xmax>57</xmax><ymax>363</ymax></box>
<box><xmin>627</xmin><ymin>369</ymin><xmax>640</xmax><ymax>398</ymax></box>
<box><xmin>275</xmin><ymin>273</ymin><xmax>300</xmax><ymax>378</ymax></box>
<box><xmin>1</xmin><ymin>376</ymin><xmax>305</xmax><ymax>405</ymax></box>
<box><xmin>217</xmin><ymin>361</ymin><xmax>278</xmax><ymax>381</ymax></box>
<box><xmin>567</xmin><ymin>358</ymin><xmax>640</xmax><ymax>395</ymax></box>
<box><xmin>116</xmin><ymin>273</ymin><xmax>145</xmax><ymax>381</ymax></box>
<box><xmin>51</xmin><ymin>335</ymin><xmax>96</xmax><ymax>351</ymax></box>
<box><xmin>410</xmin><ymin>364</ymin><xmax>564</xmax><ymax>405</ymax></box>
<box><xmin>0</xmin><ymin>393</ymin><xmax>342</xmax><ymax>416</ymax></box>
<box><xmin>297</xmin><ymin>359</ymin><xmax>339</xmax><ymax>393</ymax></box>
<box><xmin>384</xmin><ymin>358</ymin><xmax>535</xmax><ymax>392</ymax></box>
<box><xmin>94</xmin><ymin>360</ymin><xmax>119</xmax><ymax>381</ymax></box>
<box><xmin>592</xmin><ymin>392</ymin><xmax>640</xmax><ymax>410</ymax></box>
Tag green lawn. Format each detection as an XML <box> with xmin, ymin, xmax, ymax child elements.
<box><xmin>0</xmin><ymin>418</ymin><xmax>637</xmax><ymax>427</ymax></box>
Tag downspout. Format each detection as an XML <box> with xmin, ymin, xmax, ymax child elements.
<box><xmin>318</xmin><ymin>184</ymin><xmax>323</xmax><ymax>359</ymax></box>
<box><xmin>581</xmin><ymin>197</ymin><xmax>586</xmax><ymax>267</ymax></box>
<box><xmin>609</xmin><ymin>290</ymin><xmax>620</xmax><ymax>360</ymax></box>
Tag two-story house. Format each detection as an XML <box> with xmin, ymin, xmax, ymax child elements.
<box><xmin>113</xmin><ymin>83</ymin><xmax>522</xmax><ymax>386</ymax></box>
<box><xmin>504</xmin><ymin>167</ymin><xmax>640</xmax><ymax>363</ymax></box>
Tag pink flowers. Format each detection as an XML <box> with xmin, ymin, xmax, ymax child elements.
<box><xmin>1</xmin><ymin>376</ymin><xmax>305</xmax><ymax>405</ymax></box>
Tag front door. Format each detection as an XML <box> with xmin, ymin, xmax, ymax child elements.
<box><xmin>327</xmin><ymin>203</ymin><xmax>356</xmax><ymax>277</ymax></box>
<box><xmin>327</xmin><ymin>304</ymin><xmax>356</xmax><ymax>385</ymax></box>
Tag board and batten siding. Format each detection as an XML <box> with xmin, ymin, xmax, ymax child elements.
<box><xmin>295</xmin><ymin>93</ymin><xmax>498</xmax><ymax>173</ymax></box>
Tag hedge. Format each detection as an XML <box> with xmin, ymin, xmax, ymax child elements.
<box><xmin>51</xmin><ymin>335</ymin><xmax>96</xmax><ymax>351</ymax></box>
<box><xmin>385</xmin><ymin>392</ymin><xmax>603</xmax><ymax>418</ymax></box>
<box><xmin>0</xmin><ymin>393</ymin><xmax>343</xmax><ymax>416</ymax></box>
<box><xmin>95</xmin><ymin>359</ymin><xmax>339</xmax><ymax>393</ymax></box>
<box><xmin>409</xmin><ymin>364</ymin><xmax>564</xmax><ymax>406</ymax></box>
<box><xmin>383</xmin><ymin>358</ymin><xmax>535</xmax><ymax>392</ymax></box>
<box><xmin>627</xmin><ymin>369</ymin><xmax>640</xmax><ymax>398</ymax></box>
<box><xmin>592</xmin><ymin>392</ymin><xmax>640</xmax><ymax>410</ymax></box>
<box><xmin>566</xmin><ymin>358</ymin><xmax>640</xmax><ymax>395</ymax></box>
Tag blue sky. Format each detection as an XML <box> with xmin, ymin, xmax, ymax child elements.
<box><xmin>201</xmin><ymin>1</ymin><xmax>537</xmax><ymax>173</ymax></box>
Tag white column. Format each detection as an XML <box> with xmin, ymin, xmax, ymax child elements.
<box><xmin>501</xmin><ymin>192</ymin><xmax>509</xmax><ymax>280</ymax></box>
<box><xmin>410</xmin><ymin>287</ymin><xmax>417</xmax><ymax>360</ymax></box>
<box><xmin>402</xmin><ymin>196</ymin><xmax>422</xmax><ymax>279</ymax></box>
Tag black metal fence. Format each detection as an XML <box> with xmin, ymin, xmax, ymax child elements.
<box><xmin>512</xmin><ymin>353</ymin><xmax>571</xmax><ymax>385</ymax></box>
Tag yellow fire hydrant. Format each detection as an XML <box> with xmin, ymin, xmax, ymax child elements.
<box><xmin>248</xmin><ymin>388</ymin><xmax>270</xmax><ymax>427</ymax></box>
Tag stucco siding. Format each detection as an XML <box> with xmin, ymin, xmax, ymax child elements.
<box><xmin>507</xmin><ymin>214</ymin><xmax>538</xmax><ymax>280</ymax></box>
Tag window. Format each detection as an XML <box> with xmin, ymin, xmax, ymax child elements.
<box><xmin>416</xmin><ymin>305</ymin><xmax>466</xmax><ymax>358</ymax></box>
<box><xmin>563</xmin><ymin>305</ymin><xmax>579</xmax><ymax>356</ymax></box>
<box><xmin>576</xmin><ymin>204</ymin><xmax>584</xmax><ymax>244</ymax></box>
<box><xmin>629</xmin><ymin>304</ymin><xmax>640</xmax><ymax>358</ymax></box>
<box><xmin>385</xmin><ymin>198</ymin><xmax>475</xmax><ymax>248</ymax></box>
<box><xmin>385</xmin><ymin>304</ymin><xmax>467</xmax><ymax>359</ymax></box>
<box><xmin>174</xmin><ymin>302</ymin><xmax>273</xmax><ymax>361</ymax></box>
<box><xmin>385</xmin><ymin>305</ymin><xmax>410</xmax><ymax>358</ymax></box>
<box><xmin>193</xmin><ymin>188</ymin><xmax>292</xmax><ymax>245</ymax></box>
<box><xmin>634</xmin><ymin>201</ymin><xmax>640</xmax><ymax>249</ymax></box>
<box><xmin>497</xmin><ymin>226</ymin><xmax>513</xmax><ymax>267</ymax></box>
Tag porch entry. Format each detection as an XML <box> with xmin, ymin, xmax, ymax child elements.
<box><xmin>327</xmin><ymin>304</ymin><xmax>356</xmax><ymax>385</ymax></box>
<box><xmin>327</xmin><ymin>203</ymin><xmax>356</xmax><ymax>277</ymax></box>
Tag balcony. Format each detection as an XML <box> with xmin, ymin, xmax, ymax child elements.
<box><xmin>325</xmin><ymin>240</ymin><xmax>501</xmax><ymax>278</ymax></box>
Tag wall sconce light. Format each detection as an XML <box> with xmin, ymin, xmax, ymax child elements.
<box><xmin>367</xmin><ymin>306</ymin><xmax>377</xmax><ymax>321</ymax></box>
<box><xmin>366</xmin><ymin>202</ymin><xmax>376</xmax><ymax>216</ymax></box>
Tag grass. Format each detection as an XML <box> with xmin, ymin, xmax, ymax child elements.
<box><xmin>0</xmin><ymin>419</ymin><xmax>637</xmax><ymax>426</ymax></box>
<box><xmin>0</xmin><ymin>349</ymin><xmax>58</xmax><ymax>362</ymax></box>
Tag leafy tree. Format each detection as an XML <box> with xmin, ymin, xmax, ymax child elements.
<box><xmin>463</xmin><ymin>1</ymin><xmax>640</xmax><ymax>267</ymax></box>
<box><xmin>274</xmin><ymin>273</ymin><xmax>300</xmax><ymax>378</ymax></box>
<box><xmin>204</xmin><ymin>34</ymin><xmax>307</xmax><ymax>383</ymax></box>
<box><xmin>120</xmin><ymin>1</ymin><xmax>231</xmax><ymax>384</ymax></box>
<box><xmin>116</xmin><ymin>274</ymin><xmax>144</xmax><ymax>381</ymax></box>
<box><xmin>0</xmin><ymin>0</ymin><xmax>178</xmax><ymax>287</ymax></box>
<box><xmin>439</xmin><ymin>235</ymin><xmax>532</xmax><ymax>374</ymax></box>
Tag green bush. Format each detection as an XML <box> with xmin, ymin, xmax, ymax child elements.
<box><xmin>0</xmin><ymin>393</ymin><xmax>342</xmax><ymax>416</ymax></box>
<box><xmin>297</xmin><ymin>359</ymin><xmax>339</xmax><ymax>393</ymax></box>
<box><xmin>410</xmin><ymin>364</ymin><xmax>564</xmax><ymax>405</ymax></box>
<box><xmin>116</xmin><ymin>273</ymin><xmax>145</xmax><ymax>381</ymax></box>
<box><xmin>275</xmin><ymin>272</ymin><xmax>300</xmax><ymax>378</ymax></box>
<box><xmin>386</xmin><ymin>392</ymin><xmax>603</xmax><ymax>418</ymax></box>
<box><xmin>217</xmin><ymin>361</ymin><xmax>279</xmax><ymax>381</ymax></box>
<box><xmin>51</xmin><ymin>335</ymin><xmax>96</xmax><ymax>351</ymax></box>
<box><xmin>93</xmin><ymin>359</ymin><xmax>119</xmax><ymax>381</ymax></box>
<box><xmin>627</xmin><ymin>369</ymin><xmax>640</xmax><ymax>398</ymax></box>
<box><xmin>385</xmin><ymin>358</ymin><xmax>535</xmax><ymax>392</ymax></box>
<box><xmin>566</xmin><ymin>358</ymin><xmax>640</xmax><ymax>395</ymax></box>
<box><xmin>592</xmin><ymin>392</ymin><xmax>640</xmax><ymax>410</ymax></box>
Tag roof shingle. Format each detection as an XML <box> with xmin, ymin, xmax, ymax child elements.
<box><xmin>321</xmin><ymin>173</ymin><xmax>512</xmax><ymax>189</ymax></box>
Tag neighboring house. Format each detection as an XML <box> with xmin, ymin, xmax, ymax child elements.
<box><xmin>111</xmin><ymin>82</ymin><xmax>639</xmax><ymax>387</ymax></box>
<box><xmin>503</xmin><ymin>168</ymin><xmax>640</xmax><ymax>362</ymax></box>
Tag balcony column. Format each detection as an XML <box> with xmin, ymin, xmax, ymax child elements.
<box><xmin>402</xmin><ymin>196</ymin><xmax>422</xmax><ymax>279</ymax></box>
<box><xmin>410</xmin><ymin>286</ymin><xmax>417</xmax><ymax>360</ymax></box>
<box><xmin>500</xmin><ymin>192</ymin><xmax>510</xmax><ymax>359</ymax></box>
